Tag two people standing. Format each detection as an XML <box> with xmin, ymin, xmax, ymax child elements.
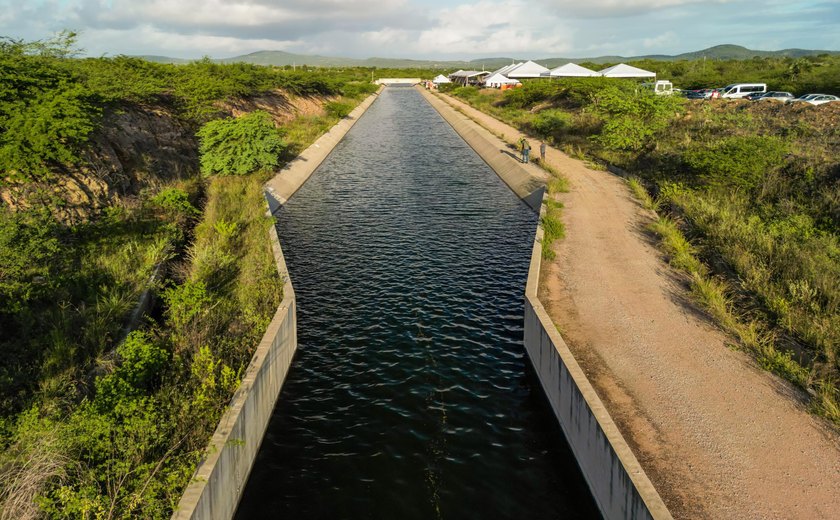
<box><xmin>518</xmin><ymin>138</ymin><xmax>547</xmax><ymax>164</ymax></box>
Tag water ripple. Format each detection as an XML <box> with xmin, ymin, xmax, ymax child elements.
<box><xmin>236</xmin><ymin>87</ymin><xmax>598</xmax><ymax>519</ymax></box>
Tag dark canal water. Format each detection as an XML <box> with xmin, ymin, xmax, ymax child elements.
<box><xmin>236</xmin><ymin>87</ymin><xmax>599</xmax><ymax>519</ymax></box>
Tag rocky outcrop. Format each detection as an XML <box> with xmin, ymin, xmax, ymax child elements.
<box><xmin>1</xmin><ymin>105</ymin><xmax>199</xmax><ymax>223</ymax></box>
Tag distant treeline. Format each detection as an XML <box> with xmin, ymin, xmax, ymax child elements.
<box><xmin>578</xmin><ymin>55</ymin><xmax>840</xmax><ymax>94</ymax></box>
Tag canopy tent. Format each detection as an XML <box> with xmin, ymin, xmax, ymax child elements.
<box><xmin>492</xmin><ymin>62</ymin><xmax>523</xmax><ymax>76</ymax></box>
<box><xmin>448</xmin><ymin>69</ymin><xmax>491</xmax><ymax>85</ymax></box>
<box><xmin>597</xmin><ymin>63</ymin><xmax>656</xmax><ymax>78</ymax></box>
<box><xmin>506</xmin><ymin>60</ymin><xmax>550</xmax><ymax>78</ymax></box>
<box><xmin>484</xmin><ymin>73</ymin><xmax>520</xmax><ymax>88</ymax></box>
<box><xmin>432</xmin><ymin>74</ymin><xmax>452</xmax><ymax>84</ymax></box>
<box><xmin>544</xmin><ymin>62</ymin><xmax>600</xmax><ymax>77</ymax></box>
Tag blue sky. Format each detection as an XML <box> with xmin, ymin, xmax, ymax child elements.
<box><xmin>1</xmin><ymin>0</ymin><xmax>838</xmax><ymax>59</ymax></box>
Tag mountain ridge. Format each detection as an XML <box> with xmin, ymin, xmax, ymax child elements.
<box><xmin>137</xmin><ymin>44</ymin><xmax>840</xmax><ymax>69</ymax></box>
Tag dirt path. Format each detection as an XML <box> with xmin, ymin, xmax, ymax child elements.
<box><xmin>438</xmin><ymin>93</ymin><xmax>840</xmax><ymax>520</ymax></box>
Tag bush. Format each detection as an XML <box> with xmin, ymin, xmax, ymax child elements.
<box><xmin>324</xmin><ymin>101</ymin><xmax>353</xmax><ymax>119</ymax></box>
<box><xmin>340</xmin><ymin>81</ymin><xmax>378</xmax><ymax>99</ymax></box>
<box><xmin>197</xmin><ymin>111</ymin><xmax>286</xmax><ymax>176</ymax></box>
<box><xmin>684</xmin><ymin>135</ymin><xmax>788</xmax><ymax>191</ymax></box>
<box><xmin>0</xmin><ymin>208</ymin><xmax>63</xmax><ymax>313</ymax></box>
<box><xmin>149</xmin><ymin>187</ymin><xmax>199</xmax><ymax>224</ymax></box>
<box><xmin>531</xmin><ymin>109</ymin><xmax>572</xmax><ymax>139</ymax></box>
<box><xmin>591</xmin><ymin>87</ymin><xmax>684</xmax><ymax>151</ymax></box>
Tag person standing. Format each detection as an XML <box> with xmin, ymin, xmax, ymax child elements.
<box><xmin>521</xmin><ymin>139</ymin><xmax>531</xmax><ymax>164</ymax></box>
<box><xmin>539</xmin><ymin>140</ymin><xmax>546</xmax><ymax>163</ymax></box>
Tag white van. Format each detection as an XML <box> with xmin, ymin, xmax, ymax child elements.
<box><xmin>642</xmin><ymin>80</ymin><xmax>674</xmax><ymax>95</ymax></box>
<box><xmin>720</xmin><ymin>83</ymin><xmax>767</xmax><ymax>99</ymax></box>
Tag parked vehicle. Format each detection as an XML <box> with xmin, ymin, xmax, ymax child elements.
<box><xmin>684</xmin><ymin>88</ymin><xmax>716</xmax><ymax>99</ymax></box>
<box><xmin>642</xmin><ymin>80</ymin><xmax>674</xmax><ymax>95</ymax></box>
<box><xmin>720</xmin><ymin>83</ymin><xmax>767</xmax><ymax>99</ymax></box>
<box><xmin>752</xmin><ymin>91</ymin><xmax>794</xmax><ymax>102</ymax></box>
<box><xmin>791</xmin><ymin>94</ymin><xmax>840</xmax><ymax>106</ymax></box>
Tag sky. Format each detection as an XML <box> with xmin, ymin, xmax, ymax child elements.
<box><xmin>1</xmin><ymin>0</ymin><xmax>838</xmax><ymax>60</ymax></box>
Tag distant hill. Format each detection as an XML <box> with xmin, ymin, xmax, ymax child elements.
<box><xmin>137</xmin><ymin>44</ymin><xmax>840</xmax><ymax>69</ymax></box>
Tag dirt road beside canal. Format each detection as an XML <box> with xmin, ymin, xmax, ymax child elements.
<box><xmin>437</xmin><ymin>92</ymin><xmax>840</xmax><ymax>520</ymax></box>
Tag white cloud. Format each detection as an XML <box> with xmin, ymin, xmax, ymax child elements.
<box><xmin>362</xmin><ymin>0</ymin><xmax>573</xmax><ymax>56</ymax></box>
<box><xmin>643</xmin><ymin>31</ymin><xmax>678</xmax><ymax>49</ymax></box>
<box><xmin>0</xmin><ymin>0</ymin><xmax>835</xmax><ymax>59</ymax></box>
<box><xmin>537</xmin><ymin>0</ymin><xmax>735</xmax><ymax>18</ymax></box>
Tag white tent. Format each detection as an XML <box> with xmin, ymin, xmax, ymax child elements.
<box><xmin>432</xmin><ymin>74</ymin><xmax>451</xmax><ymax>84</ymax></box>
<box><xmin>448</xmin><ymin>69</ymin><xmax>490</xmax><ymax>85</ymax></box>
<box><xmin>545</xmin><ymin>62</ymin><xmax>600</xmax><ymax>77</ymax></box>
<box><xmin>493</xmin><ymin>62</ymin><xmax>522</xmax><ymax>76</ymax></box>
<box><xmin>484</xmin><ymin>73</ymin><xmax>520</xmax><ymax>88</ymax></box>
<box><xmin>506</xmin><ymin>60</ymin><xmax>550</xmax><ymax>78</ymax></box>
<box><xmin>598</xmin><ymin>63</ymin><xmax>656</xmax><ymax>78</ymax></box>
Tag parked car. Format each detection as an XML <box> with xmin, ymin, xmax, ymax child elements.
<box><xmin>791</xmin><ymin>94</ymin><xmax>840</xmax><ymax>105</ymax></box>
<box><xmin>642</xmin><ymin>80</ymin><xmax>674</xmax><ymax>95</ymax></box>
<box><xmin>720</xmin><ymin>83</ymin><xmax>767</xmax><ymax>99</ymax></box>
<box><xmin>684</xmin><ymin>88</ymin><xmax>716</xmax><ymax>99</ymax></box>
<box><xmin>791</xmin><ymin>94</ymin><xmax>822</xmax><ymax>103</ymax></box>
<box><xmin>752</xmin><ymin>91</ymin><xmax>795</xmax><ymax>102</ymax></box>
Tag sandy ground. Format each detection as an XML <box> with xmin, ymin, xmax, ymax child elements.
<box><xmin>438</xmin><ymin>93</ymin><xmax>840</xmax><ymax>520</ymax></box>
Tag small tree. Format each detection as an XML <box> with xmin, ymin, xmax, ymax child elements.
<box><xmin>197</xmin><ymin>110</ymin><xmax>286</xmax><ymax>176</ymax></box>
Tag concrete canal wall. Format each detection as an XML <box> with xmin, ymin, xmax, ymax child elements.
<box><xmin>417</xmin><ymin>87</ymin><xmax>546</xmax><ymax>211</ymax></box>
<box><xmin>524</xmin><ymin>205</ymin><xmax>672</xmax><ymax>520</ymax></box>
<box><xmin>421</xmin><ymin>88</ymin><xmax>672</xmax><ymax>520</ymax></box>
<box><xmin>172</xmin><ymin>88</ymin><xmax>383</xmax><ymax>520</ymax></box>
<box><xmin>265</xmin><ymin>87</ymin><xmax>383</xmax><ymax>211</ymax></box>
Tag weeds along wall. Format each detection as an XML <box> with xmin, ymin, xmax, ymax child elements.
<box><xmin>172</xmin><ymin>89</ymin><xmax>382</xmax><ymax>520</ymax></box>
<box><xmin>524</xmin><ymin>201</ymin><xmax>672</xmax><ymax>520</ymax></box>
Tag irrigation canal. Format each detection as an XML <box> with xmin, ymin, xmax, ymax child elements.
<box><xmin>235</xmin><ymin>87</ymin><xmax>599</xmax><ymax>518</ymax></box>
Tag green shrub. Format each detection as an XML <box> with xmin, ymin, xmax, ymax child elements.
<box><xmin>0</xmin><ymin>84</ymin><xmax>100</xmax><ymax>183</ymax></box>
<box><xmin>684</xmin><ymin>135</ymin><xmax>787</xmax><ymax>191</ymax></box>
<box><xmin>0</xmin><ymin>208</ymin><xmax>63</xmax><ymax>313</ymax></box>
<box><xmin>531</xmin><ymin>109</ymin><xmax>572</xmax><ymax>138</ymax></box>
<box><xmin>590</xmin><ymin>88</ymin><xmax>684</xmax><ymax>151</ymax></box>
<box><xmin>197</xmin><ymin>111</ymin><xmax>286</xmax><ymax>176</ymax></box>
<box><xmin>149</xmin><ymin>187</ymin><xmax>199</xmax><ymax>223</ymax></box>
<box><xmin>324</xmin><ymin>101</ymin><xmax>353</xmax><ymax>119</ymax></box>
<box><xmin>340</xmin><ymin>81</ymin><xmax>378</xmax><ymax>99</ymax></box>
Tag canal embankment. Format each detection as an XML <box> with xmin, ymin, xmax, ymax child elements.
<box><xmin>172</xmin><ymin>88</ymin><xmax>382</xmax><ymax>520</ymax></box>
<box><xmin>432</xmin><ymin>91</ymin><xmax>840</xmax><ymax>520</ymax></box>
<box><xmin>422</xmin><ymin>88</ymin><xmax>672</xmax><ymax>520</ymax></box>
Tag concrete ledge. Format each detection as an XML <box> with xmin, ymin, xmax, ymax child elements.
<box><xmin>172</xmin><ymin>89</ymin><xmax>383</xmax><ymax>520</ymax></box>
<box><xmin>265</xmin><ymin>87</ymin><xmax>384</xmax><ymax>213</ymax></box>
<box><xmin>417</xmin><ymin>86</ymin><xmax>547</xmax><ymax>212</ymax></box>
<box><xmin>525</xmin><ymin>200</ymin><xmax>673</xmax><ymax>520</ymax></box>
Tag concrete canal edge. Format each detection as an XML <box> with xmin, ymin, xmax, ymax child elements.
<box><xmin>421</xmin><ymin>87</ymin><xmax>673</xmax><ymax>520</ymax></box>
<box><xmin>265</xmin><ymin>87</ymin><xmax>384</xmax><ymax>211</ymax></box>
<box><xmin>171</xmin><ymin>88</ymin><xmax>383</xmax><ymax>520</ymax></box>
<box><xmin>525</xmin><ymin>204</ymin><xmax>673</xmax><ymax>520</ymax></box>
<box><xmin>416</xmin><ymin>87</ymin><xmax>546</xmax><ymax>211</ymax></box>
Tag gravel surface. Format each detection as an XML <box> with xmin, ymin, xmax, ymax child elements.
<box><xmin>439</xmin><ymin>93</ymin><xmax>840</xmax><ymax>520</ymax></box>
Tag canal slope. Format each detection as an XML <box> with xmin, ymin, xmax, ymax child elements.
<box><xmin>235</xmin><ymin>87</ymin><xmax>600</xmax><ymax>519</ymax></box>
<box><xmin>434</xmin><ymin>92</ymin><xmax>840</xmax><ymax>519</ymax></box>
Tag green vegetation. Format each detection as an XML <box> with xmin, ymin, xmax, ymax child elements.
<box><xmin>541</xmin><ymin>200</ymin><xmax>565</xmax><ymax>260</ymax></box>
<box><xmin>198</xmin><ymin>111</ymin><xmax>287</xmax><ymax>176</ymax></box>
<box><xmin>0</xmin><ymin>32</ymin><xmax>378</xmax><ymax>517</ymax></box>
<box><xmin>447</xmin><ymin>64</ymin><xmax>840</xmax><ymax>425</ymax></box>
